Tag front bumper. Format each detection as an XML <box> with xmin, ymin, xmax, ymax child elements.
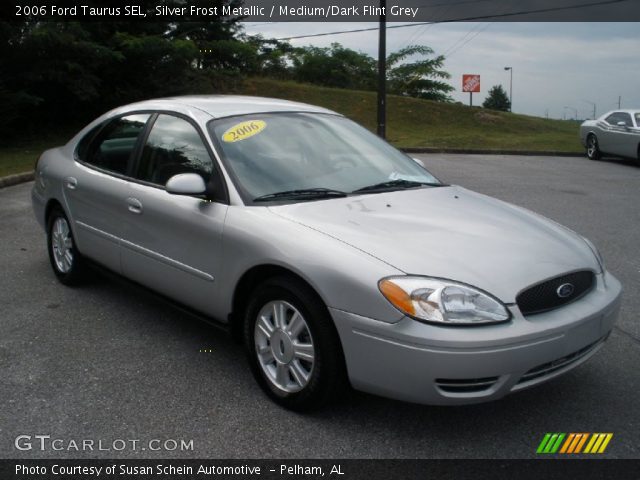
<box><xmin>331</xmin><ymin>272</ymin><xmax>622</xmax><ymax>405</ymax></box>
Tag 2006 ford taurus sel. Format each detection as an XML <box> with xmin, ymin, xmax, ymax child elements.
<box><xmin>32</xmin><ymin>96</ymin><xmax>622</xmax><ymax>410</ymax></box>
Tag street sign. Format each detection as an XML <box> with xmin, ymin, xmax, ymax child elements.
<box><xmin>462</xmin><ymin>74</ymin><xmax>481</xmax><ymax>92</ymax></box>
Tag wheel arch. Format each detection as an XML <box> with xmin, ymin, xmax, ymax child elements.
<box><xmin>585</xmin><ymin>131</ymin><xmax>603</xmax><ymax>159</ymax></box>
<box><xmin>44</xmin><ymin>199</ymin><xmax>82</xmax><ymax>252</ymax></box>
<box><xmin>229</xmin><ymin>264</ymin><xmax>331</xmax><ymax>342</ymax></box>
<box><xmin>44</xmin><ymin>198</ymin><xmax>64</xmax><ymax>226</ymax></box>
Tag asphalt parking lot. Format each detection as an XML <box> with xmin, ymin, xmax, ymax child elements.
<box><xmin>1</xmin><ymin>153</ymin><xmax>638</xmax><ymax>459</ymax></box>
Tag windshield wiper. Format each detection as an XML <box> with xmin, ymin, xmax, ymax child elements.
<box><xmin>253</xmin><ymin>188</ymin><xmax>348</xmax><ymax>202</ymax></box>
<box><xmin>352</xmin><ymin>179</ymin><xmax>443</xmax><ymax>193</ymax></box>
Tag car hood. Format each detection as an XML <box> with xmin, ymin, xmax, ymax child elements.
<box><xmin>269</xmin><ymin>186</ymin><xmax>598</xmax><ymax>303</ymax></box>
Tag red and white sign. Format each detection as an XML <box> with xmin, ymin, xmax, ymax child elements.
<box><xmin>462</xmin><ymin>74</ymin><xmax>481</xmax><ymax>93</ymax></box>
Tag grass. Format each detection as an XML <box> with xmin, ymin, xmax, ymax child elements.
<box><xmin>1</xmin><ymin>142</ymin><xmax>57</xmax><ymax>178</ymax></box>
<box><xmin>0</xmin><ymin>78</ymin><xmax>583</xmax><ymax>177</ymax></box>
<box><xmin>238</xmin><ymin>78</ymin><xmax>583</xmax><ymax>151</ymax></box>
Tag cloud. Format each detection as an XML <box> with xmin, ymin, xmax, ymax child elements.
<box><xmin>242</xmin><ymin>22</ymin><xmax>640</xmax><ymax>118</ymax></box>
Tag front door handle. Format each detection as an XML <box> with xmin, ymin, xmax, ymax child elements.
<box><xmin>126</xmin><ymin>197</ymin><xmax>143</xmax><ymax>214</ymax></box>
<box><xmin>64</xmin><ymin>177</ymin><xmax>77</xmax><ymax>190</ymax></box>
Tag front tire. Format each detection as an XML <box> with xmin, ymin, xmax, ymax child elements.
<box><xmin>243</xmin><ymin>277</ymin><xmax>347</xmax><ymax>411</ymax></box>
<box><xmin>47</xmin><ymin>206</ymin><xmax>85</xmax><ymax>285</ymax></box>
<box><xmin>586</xmin><ymin>134</ymin><xmax>601</xmax><ymax>160</ymax></box>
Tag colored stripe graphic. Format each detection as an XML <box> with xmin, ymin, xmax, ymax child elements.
<box><xmin>584</xmin><ymin>433</ymin><xmax>614</xmax><ymax>454</ymax></box>
<box><xmin>573</xmin><ymin>433</ymin><xmax>589</xmax><ymax>453</ymax></box>
<box><xmin>536</xmin><ymin>433</ymin><xmax>565</xmax><ymax>454</ymax></box>
<box><xmin>537</xmin><ymin>433</ymin><xmax>613</xmax><ymax>454</ymax></box>
<box><xmin>537</xmin><ymin>433</ymin><xmax>552</xmax><ymax>454</ymax></box>
<box><xmin>559</xmin><ymin>433</ymin><xmax>576</xmax><ymax>453</ymax></box>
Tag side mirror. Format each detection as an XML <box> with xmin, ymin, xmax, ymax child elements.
<box><xmin>411</xmin><ymin>157</ymin><xmax>424</xmax><ymax>166</ymax></box>
<box><xmin>166</xmin><ymin>173</ymin><xmax>206</xmax><ymax>196</ymax></box>
<box><xmin>616</xmin><ymin>121</ymin><xmax>628</xmax><ymax>128</ymax></box>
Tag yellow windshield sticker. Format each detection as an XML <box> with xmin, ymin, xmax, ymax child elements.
<box><xmin>222</xmin><ymin>120</ymin><xmax>266</xmax><ymax>143</ymax></box>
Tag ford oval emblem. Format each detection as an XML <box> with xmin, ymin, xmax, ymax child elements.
<box><xmin>557</xmin><ymin>283</ymin><xmax>575</xmax><ymax>298</ymax></box>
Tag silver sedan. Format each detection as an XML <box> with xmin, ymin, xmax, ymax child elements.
<box><xmin>32</xmin><ymin>96</ymin><xmax>622</xmax><ymax>410</ymax></box>
<box><xmin>580</xmin><ymin>109</ymin><xmax>640</xmax><ymax>161</ymax></box>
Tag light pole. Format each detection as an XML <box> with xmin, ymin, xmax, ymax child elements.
<box><xmin>564</xmin><ymin>106</ymin><xmax>577</xmax><ymax>120</ymax></box>
<box><xmin>582</xmin><ymin>100</ymin><xmax>596</xmax><ymax>119</ymax></box>
<box><xmin>504</xmin><ymin>67</ymin><xmax>513</xmax><ymax>112</ymax></box>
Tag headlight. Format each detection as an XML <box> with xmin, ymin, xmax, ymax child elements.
<box><xmin>582</xmin><ymin>237</ymin><xmax>605</xmax><ymax>273</ymax></box>
<box><xmin>378</xmin><ymin>276</ymin><xmax>510</xmax><ymax>325</ymax></box>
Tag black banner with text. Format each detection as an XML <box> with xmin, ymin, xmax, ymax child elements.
<box><xmin>3</xmin><ymin>0</ymin><xmax>640</xmax><ymax>22</ymax></box>
<box><xmin>2</xmin><ymin>459</ymin><xmax>640</xmax><ymax>480</ymax></box>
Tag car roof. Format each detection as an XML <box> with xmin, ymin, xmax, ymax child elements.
<box><xmin>604</xmin><ymin>109</ymin><xmax>639</xmax><ymax>115</ymax></box>
<box><xmin>119</xmin><ymin>95</ymin><xmax>338</xmax><ymax>119</ymax></box>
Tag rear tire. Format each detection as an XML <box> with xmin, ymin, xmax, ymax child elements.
<box><xmin>586</xmin><ymin>134</ymin><xmax>601</xmax><ymax>160</ymax></box>
<box><xmin>243</xmin><ymin>276</ymin><xmax>348</xmax><ymax>411</ymax></box>
<box><xmin>47</xmin><ymin>206</ymin><xmax>85</xmax><ymax>285</ymax></box>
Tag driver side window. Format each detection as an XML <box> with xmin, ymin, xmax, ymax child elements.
<box><xmin>605</xmin><ymin>112</ymin><xmax>632</xmax><ymax>127</ymax></box>
<box><xmin>136</xmin><ymin>114</ymin><xmax>213</xmax><ymax>186</ymax></box>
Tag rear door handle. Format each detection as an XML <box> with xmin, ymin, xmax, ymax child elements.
<box><xmin>126</xmin><ymin>197</ymin><xmax>143</xmax><ymax>214</ymax></box>
<box><xmin>64</xmin><ymin>177</ymin><xmax>77</xmax><ymax>190</ymax></box>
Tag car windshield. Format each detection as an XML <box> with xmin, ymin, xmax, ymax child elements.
<box><xmin>208</xmin><ymin>112</ymin><xmax>441</xmax><ymax>203</ymax></box>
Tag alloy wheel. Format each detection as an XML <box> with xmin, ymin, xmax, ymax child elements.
<box><xmin>51</xmin><ymin>217</ymin><xmax>74</xmax><ymax>273</ymax></box>
<box><xmin>254</xmin><ymin>300</ymin><xmax>315</xmax><ymax>393</ymax></box>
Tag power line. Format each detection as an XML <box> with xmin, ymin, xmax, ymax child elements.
<box><xmin>275</xmin><ymin>23</ymin><xmax>419</xmax><ymax>41</ymax></box>
<box><xmin>274</xmin><ymin>0</ymin><xmax>629</xmax><ymax>41</ymax></box>
<box><xmin>442</xmin><ymin>22</ymin><xmax>488</xmax><ymax>56</ymax></box>
<box><xmin>393</xmin><ymin>0</ymin><xmax>477</xmax><ymax>52</ymax></box>
<box><xmin>444</xmin><ymin>22</ymin><xmax>493</xmax><ymax>57</ymax></box>
<box><xmin>243</xmin><ymin>21</ymin><xmax>283</xmax><ymax>28</ymax></box>
<box><xmin>416</xmin><ymin>0</ymin><xmax>494</xmax><ymax>7</ymax></box>
<box><xmin>395</xmin><ymin>0</ymin><xmax>496</xmax><ymax>56</ymax></box>
<box><xmin>243</xmin><ymin>0</ymin><xmax>488</xmax><ymax>30</ymax></box>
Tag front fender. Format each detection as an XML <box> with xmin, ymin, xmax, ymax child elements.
<box><xmin>213</xmin><ymin>206</ymin><xmax>405</xmax><ymax>324</ymax></box>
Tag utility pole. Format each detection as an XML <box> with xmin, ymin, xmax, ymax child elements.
<box><xmin>564</xmin><ymin>106</ymin><xmax>577</xmax><ymax>120</ymax></box>
<box><xmin>377</xmin><ymin>0</ymin><xmax>386</xmax><ymax>138</ymax></box>
<box><xmin>618</xmin><ymin>96</ymin><xmax>621</xmax><ymax>109</ymax></box>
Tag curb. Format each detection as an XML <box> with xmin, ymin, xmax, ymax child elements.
<box><xmin>0</xmin><ymin>171</ymin><xmax>35</xmax><ymax>189</ymax></box>
<box><xmin>0</xmin><ymin>149</ymin><xmax>584</xmax><ymax>189</ymax></box>
<box><xmin>402</xmin><ymin>148</ymin><xmax>584</xmax><ymax>157</ymax></box>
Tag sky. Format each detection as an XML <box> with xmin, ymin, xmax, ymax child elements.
<box><xmin>240</xmin><ymin>22</ymin><xmax>640</xmax><ymax>119</ymax></box>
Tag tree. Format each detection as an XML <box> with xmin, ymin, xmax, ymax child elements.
<box><xmin>242</xmin><ymin>36</ymin><xmax>295</xmax><ymax>79</ymax></box>
<box><xmin>386</xmin><ymin>45</ymin><xmax>454</xmax><ymax>102</ymax></box>
<box><xmin>482</xmin><ymin>85</ymin><xmax>511</xmax><ymax>112</ymax></box>
<box><xmin>0</xmin><ymin>0</ymin><xmax>246</xmax><ymax>139</ymax></box>
<box><xmin>290</xmin><ymin>43</ymin><xmax>376</xmax><ymax>91</ymax></box>
<box><xmin>283</xmin><ymin>43</ymin><xmax>454</xmax><ymax>101</ymax></box>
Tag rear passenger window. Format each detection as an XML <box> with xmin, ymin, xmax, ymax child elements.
<box><xmin>75</xmin><ymin>124</ymin><xmax>104</xmax><ymax>162</ymax></box>
<box><xmin>136</xmin><ymin>114</ymin><xmax>213</xmax><ymax>186</ymax></box>
<box><xmin>85</xmin><ymin>114</ymin><xmax>150</xmax><ymax>175</ymax></box>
